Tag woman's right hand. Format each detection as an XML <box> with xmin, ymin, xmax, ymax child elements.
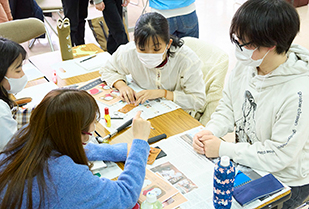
<box><xmin>132</xmin><ymin>111</ymin><xmax>151</xmax><ymax>141</ymax></box>
<box><xmin>114</xmin><ymin>80</ymin><xmax>136</xmax><ymax>104</ymax></box>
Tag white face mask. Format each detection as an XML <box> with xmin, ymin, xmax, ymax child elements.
<box><xmin>5</xmin><ymin>74</ymin><xmax>28</xmax><ymax>94</ymax></box>
<box><xmin>136</xmin><ymin>46</ymin><xmax>168</xmax><ymax>69</ymax></box>
<box><xmin>235</xmin><ymin>46</ymin><xmax>270</xmax><ymax>67</ymax></box>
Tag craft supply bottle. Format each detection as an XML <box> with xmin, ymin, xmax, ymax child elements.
<box><xmin>104</xmin><ymin>107</ymin><xmax>111</xmax><ymax>127</ymax></box>
<box><xmin>213</xmin><ymin>156</ymin><xmax>235</xmax><ymax>209</ymax></box>
<box><xmin>52</xmin><ymin>70</ymin><xmax>57</xmax><ymax>84</ymax></box>
<box><xmin>141</xmin><ymin>191</ymin><xmax>163</xmax><ymax>209</ymax></box>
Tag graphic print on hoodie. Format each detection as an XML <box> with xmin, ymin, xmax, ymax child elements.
<box><xmin>235</xmin><ymin>90</ymin><xmax>258</xmax><ymax>144</ymax></box>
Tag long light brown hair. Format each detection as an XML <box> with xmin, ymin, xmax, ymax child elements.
<box><xmin>0</xmin><ymin>88</ymin><xmax>100</xmax><ymax>208</ymax></box>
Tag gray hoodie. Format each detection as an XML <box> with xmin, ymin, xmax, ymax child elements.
<box><xmin>206</xmin><ymin>44</ymin><xmax>309</xmax><ymax>186</ymax></box>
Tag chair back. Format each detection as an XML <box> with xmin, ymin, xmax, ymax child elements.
<box><xmin>35</xmin><ymin>0</ymin><xmax>63</xmax><ymax>11</ymax></box>
<box><xmin>183</xmin><ymin>37</ymin><xmax>229</xmax><ymax>125</ymax></box>
<box><xmin>0</xmin><ymin>17</ymin><xmax>45</xmax><ymax>43</ymax></box>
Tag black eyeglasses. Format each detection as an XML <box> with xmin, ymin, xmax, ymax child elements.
<box><xmin>232</xmin><ymin>34</ymin><xmax>252</xmax><ymax>51</ymax></box>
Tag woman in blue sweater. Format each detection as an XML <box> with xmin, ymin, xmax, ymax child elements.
<box><xmin>0</xmin><ymin>88</ymin><xmax>151</xmax><ymax>209</ymax></box>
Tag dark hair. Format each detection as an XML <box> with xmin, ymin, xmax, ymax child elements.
<box><xmin>134</xmin><ymin>12</ymin><xmax>183</xmax><ymax>57</ymax></box>
<box><xmin>0</xmin><ymin>88</ymin><xmax>100</xmax><ymax>209</ymax></box>
<box><xmin>230</xmin><ymin>0</ymin><xmax>300</xmax><ymax>54</ymax></box>
<box><xmin>0</xmin><ymin>37</ymin><xmax>27</xmax><ymax>108</ymax></box>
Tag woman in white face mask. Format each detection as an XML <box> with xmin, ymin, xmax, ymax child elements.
<box><xmin>100</xmin><ymin>12</ymin><xmax>206</xmax><ymax>111</ymax></box>
<box><xmin>0</xmin><ymin>37</ymin><xmax>28</xmax><ymax>151</ymax></box>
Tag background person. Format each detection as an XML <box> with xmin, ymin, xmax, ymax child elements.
<box><xmin>0</xmin><ymin>0</ymin><xmax>12</xmax><ymax>23</ymax></box>
<box><xmin>61</xmin><ymin>0</ymin><xmax>89</xmax><ymax>46</ymax></box>
<box><xmin>149</xmin><ymin>0</ymin><xmax>199</xmax><ymax>38</ymax></box>
<box><xmin>93</xmin><ymin>0</ymin><xmax>129</xmax><ymax>54</ymax></box>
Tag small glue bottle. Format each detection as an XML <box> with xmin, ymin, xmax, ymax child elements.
<box><xmin>52</xmin><ymin>70</ymin><xmax>57</xmax><ymax>84</ymax></box>
<box><xmin>104</xmin><ymin>107</ymin><xmax>111</xmax><ymax>127</ymax></box>
<box><xmin>213</xmin><ymin>156</ymin><xmax>235</xmax><ymax>209</ymax></box>
<box><xmin>141</xmin><ymin>191</ymin><xmax>163</xmax><ymax>209</ymax></box>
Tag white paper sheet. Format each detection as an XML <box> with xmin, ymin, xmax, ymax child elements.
<box><xmin>23</xmin><ymin>62</ymin><xmax>45</xmax><ymax>81</ymax></box>
<box><xmin>97</xmin><ymin>161</ymin><xmax>123</xmax><ymax>180</ymax></box>
<box><xmin>51</xmin><ymin>52</ymin><xmax>111</xmax><ymax>79</ymax></box>
<box><xmin>14</xmin><ymin>82</ymin><xmax>59</xmax><ymax>108</ymax></box>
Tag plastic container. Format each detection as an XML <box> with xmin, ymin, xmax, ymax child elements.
<box><xmin>213</xmin><ymin>156</ymin><xmax>235</xmax><ymax>209</ymax></box>
<box><xmin>141</xmin><ymin>191</ymin><xmax>163</xmax><ymax>209</ymax></box>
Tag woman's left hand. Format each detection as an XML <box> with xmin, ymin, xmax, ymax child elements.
<box><xmin>122</xmin><ymin>0</ymin><xmax>130</xmax><ymax>6</ymax></box>
<box><xmin>135</xmin><ymin>89</ymin><xmax>164</xmax><ymax>105</ymax></box>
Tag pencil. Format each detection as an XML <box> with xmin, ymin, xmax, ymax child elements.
<box><xmin>80</xmin><ymin>54</ymin><xmax>96</xmax><ymax>63</ymax></box>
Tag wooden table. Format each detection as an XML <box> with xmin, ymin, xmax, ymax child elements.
<box><xmin>29</xmin><ymin>43</ymin><xmax>102</xmax><ymax>87</ymax></box>
<box><xmin>27</xmin><ymin>43</ymin><xmax>291</xmax><ymax>209</ymax></box>
<box><xmin>28</xmin><ymin>43</ymin><xmax>201</xmax><ymax>138</ymax></box>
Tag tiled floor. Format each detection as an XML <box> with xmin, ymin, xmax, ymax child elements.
<box><xmin>22</xmin><ymin>0</ymin><xmax>309</xmax><ymax>78</ymax></box>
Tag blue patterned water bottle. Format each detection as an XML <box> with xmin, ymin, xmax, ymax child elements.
<box><xmin>213</xmin><ymin>156</ymin><xmax>235</xmax><ymax>209</ymax></box>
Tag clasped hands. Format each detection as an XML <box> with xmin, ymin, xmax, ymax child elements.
<box><xmin>192</xmin><ymin>130</ymin><xmax>222</xmax><ymax>158</ymax></box>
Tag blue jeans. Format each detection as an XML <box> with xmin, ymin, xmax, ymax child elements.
<box><xmin>167</xmin><ymin>10</ymin><xmax>199</xmax><ymax>38</ymax></box>
<box><xmin>282</xmin><ymin>184</ymin><xmax>309</xmax><ymax>209</ymax></box>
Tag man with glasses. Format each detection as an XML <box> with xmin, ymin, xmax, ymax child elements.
<box><xmin>192</xmin><ymin>0</ymin><xmax>309</xmax><ymax>208</ymax></box>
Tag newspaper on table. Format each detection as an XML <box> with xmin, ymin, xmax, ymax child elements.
<box><xmin>138</xmin><ymin>169</ymin><xmax>183</xmax><ymax>205</ymax></box>
<box><xmin>97</xmin><ymin>75</ymin><xmax>181</xmax><ymax>133</ymax></box>
<box><xmin>148</xmin><ymin>126</ymin><xmax>291</xmax><ymax>209</ymax></box>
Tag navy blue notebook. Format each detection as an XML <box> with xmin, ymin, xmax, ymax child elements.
<box><xmin>234</xmin><ymin>170</ymin><xmax>252</xmax><ymax>188</ymax></box>
<box><xmin>233</xmin><ymin>173</ymin><xmax>284</xmax><ymax>206</ymax></box>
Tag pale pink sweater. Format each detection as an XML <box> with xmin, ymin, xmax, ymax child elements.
<box><xmin>0</xmin><ymin>0</ymin><xmax>13</xmax><ymax>23</ymax></box>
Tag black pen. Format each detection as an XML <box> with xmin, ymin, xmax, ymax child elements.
<box><xmin>94</xmin><ymin>130</ymin><xmax>102</xmax><ymax>137</ymax></box>
<box><xmin>43</xmin><ymin>76</ymin><xmax>50</xmax><ymax>82</ymax></box>
<box><xmin>80</xmin><ymin>54</ymin><xmax>96</xmax><ymax>63</ymax></box>
<box><xmin>147</xmin><ymin>134</ymin><xmax>167</xmax><ymax>144</ymax></box>
<box><xmin>97</xmin><ymin>118</ymin><xmax>133</xmax><ymax>143</ymax></box>
<box><xmin>95</xmin><ymin>130</ymin><xmax>105</xmax><ymax>143</ymax></box>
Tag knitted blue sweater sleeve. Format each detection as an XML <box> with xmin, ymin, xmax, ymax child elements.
<box><xmin>56</xmin><ymin>139</ymin><xmax>150</xmax><ymax>209</ymax></box>
<box><xmin>84</xmin><ymin>142</ymin><xmax>127</xmax><ymax>162</ymax></box>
